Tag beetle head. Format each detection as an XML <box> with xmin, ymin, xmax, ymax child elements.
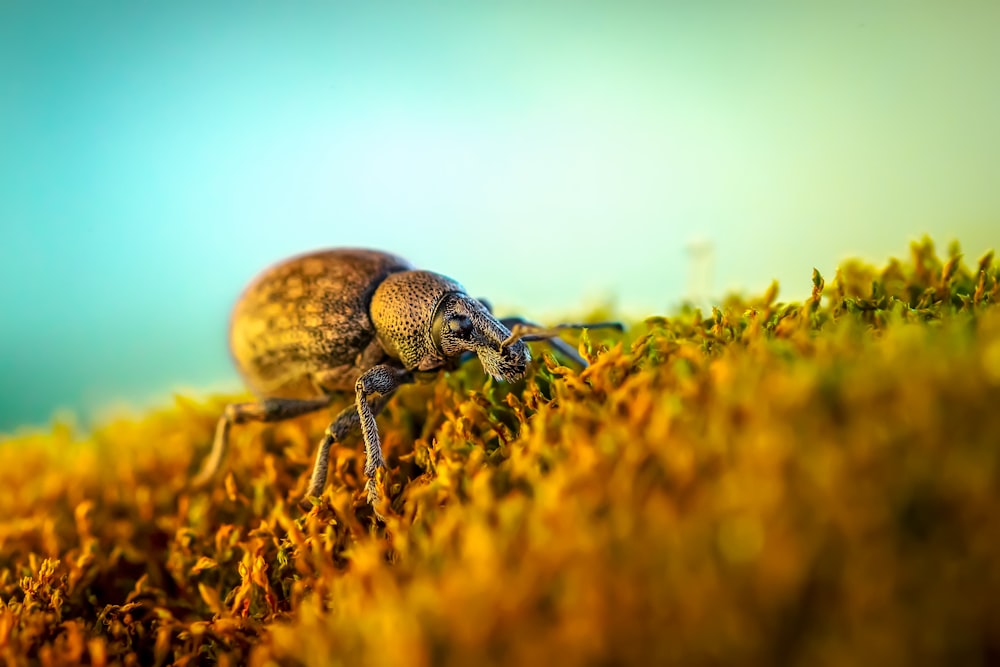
<box><xmin>432</xmin><ymin>294</ymin><xmax>530</xmax><ymax>382</ymax></box>
<box><xmin>370</xmin><ymin>270</ymin><xmax>529</xmax><ymax>380</ymax></box>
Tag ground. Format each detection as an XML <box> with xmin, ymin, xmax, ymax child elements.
<box><xmin>2</xmin><ymin>238</ymin><xmax>999</xmax><ymax>666</ymax></box>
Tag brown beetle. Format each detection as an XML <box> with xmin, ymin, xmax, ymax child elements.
<box><xmin>191</xmin><ymin>248</ymin><xmax>620</xmax><ymax>513</ymax></box>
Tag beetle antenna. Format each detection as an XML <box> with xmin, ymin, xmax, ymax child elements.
<box><xmin>500</xmin><ymin>321</ymin><xmax>624</xmax><ymax>350</ymax></box>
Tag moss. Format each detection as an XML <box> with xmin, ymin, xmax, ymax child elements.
<box><xmin>2</xmin><ymin>236</ymin><xmax>1000</xmax><ymax>665</ymax></box>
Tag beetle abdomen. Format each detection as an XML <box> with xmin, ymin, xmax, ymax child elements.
<box><xmin>228</xmin><ymin>249</ymin><xmax>412</xmax><ymax>398</ymax></box>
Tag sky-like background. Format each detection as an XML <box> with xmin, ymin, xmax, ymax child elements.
<box><xmin>2</xmin><ymin>1</ymin><xmax>998</xmax><ymax>431</ymax></box>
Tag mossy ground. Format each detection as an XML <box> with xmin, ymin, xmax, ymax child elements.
<box><xmin>2</xmin><ymin>238</ymin><xmax>1000</xmax><ymax>666</ymax></box>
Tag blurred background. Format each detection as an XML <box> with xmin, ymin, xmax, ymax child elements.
<box><xmin>1</xmin><ymin>1</ymin><xmax>998</xmax><ymax>431</ymax></box>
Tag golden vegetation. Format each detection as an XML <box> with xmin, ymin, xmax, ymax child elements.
<box><xmin>2</xmin><ymin>238</ymin><xmax>1000</xmax><ymax>666</ymax></box>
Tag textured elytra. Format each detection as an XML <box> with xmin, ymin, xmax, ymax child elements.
<box><xmin>229</xmin><ymin>248</ymin><xmax>412</xmax><ymax>398</ymax></box>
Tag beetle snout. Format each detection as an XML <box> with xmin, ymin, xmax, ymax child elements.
<box><xmin>477</xmin><ymin>338</ymin><xmax>530</xmax><ymax>383</ymax></box>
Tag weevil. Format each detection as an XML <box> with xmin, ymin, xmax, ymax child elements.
<box><xmin>191</xmin><ymin>248</ymin><xmax>621</xmax><ymax>514</ymax></box>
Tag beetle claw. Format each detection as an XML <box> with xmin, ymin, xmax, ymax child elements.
<box><xmin>364</xmin><ymin>477</ymin><xmax>386</xmax><ymax>522</ymax></box>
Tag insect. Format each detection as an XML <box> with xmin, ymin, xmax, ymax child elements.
<box><xmin>191</xmin><ymin>248</ymin><xmax>621</xmax><ymax>514</ymax></box>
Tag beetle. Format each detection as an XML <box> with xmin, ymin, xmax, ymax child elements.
<box><xmin>191</xmin><ymin>248</ymin><xmax>621</xmax><ymax>513</ymax></box>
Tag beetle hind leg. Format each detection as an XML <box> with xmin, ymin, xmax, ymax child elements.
<box><xmin>191</xmin><ymin>396</ymin><xmax>335</xmax><ymax>489</ymax></box>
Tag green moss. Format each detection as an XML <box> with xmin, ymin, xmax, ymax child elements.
<box><xmin>2</xmin><ymin>237</ymin><xmax>1000</xmax><ymax>665</ymax></box>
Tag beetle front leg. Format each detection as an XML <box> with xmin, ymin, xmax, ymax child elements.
<box><xmin>354</xmin><ymin>365</ymin><xmax>412</xmax><ymax>510</ymax></box>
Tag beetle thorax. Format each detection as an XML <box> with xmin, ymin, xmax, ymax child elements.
<box><xmin>369</xmin><ymin>270</ymin><xmax>466</xmax><ymax>371</ymax></box>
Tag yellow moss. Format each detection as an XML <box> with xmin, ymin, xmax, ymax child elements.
<box><xmin>2</xmin><ymin>238</ymin><xmax>1000</xmax><ymax>665</ymax></box>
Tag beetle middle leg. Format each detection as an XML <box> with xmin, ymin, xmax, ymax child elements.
<box><xmin>303</xmin><ymin>393</ymin><xmax>390</xmax><ymax>500</ymax></box>
<box><xmin>303</xmin><ymin>365</ymin><xmax>413</xmax><ymax>511</ymax></box>
<box><xmin>191</xmin><ymin>396</ymin><xmax>335</xmax><ymax>489</ymax></box>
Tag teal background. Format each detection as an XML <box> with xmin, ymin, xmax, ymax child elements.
<box><xmin>2</xmin><ymin>2</ymin><xmax>998</xmax><ymax>431</ymax></box>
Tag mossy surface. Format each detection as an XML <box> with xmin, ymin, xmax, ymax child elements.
<box><xmin>2</xmin><ymin>238</ymin><xmax>1000</xmax><ymax>666</ymax></box>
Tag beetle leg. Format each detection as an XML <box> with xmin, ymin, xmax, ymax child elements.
<box><xmin>353</xmin><ymin>365</ymin><xmax>413</xmax><ymax>511</ymax></box>
<box><xmin>191</xmin><ymin>396</ymin><xmax>334</xmax><ymax>489</ymax></box>
<box><xmin>303</xmin><ymin>393</ymin><xmax>391</xmax><ymax>500</ymax></box>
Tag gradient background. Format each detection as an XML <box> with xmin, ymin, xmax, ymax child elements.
<box><xmin>2</xmin><ymin>2</ymin><xmax>998</xmax><ymax>431</ymax></box>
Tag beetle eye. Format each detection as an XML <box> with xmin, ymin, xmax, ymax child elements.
<box><xmin>449</xmin><ymin>315</ymin><xmax>473</xmax><ymax>338</ymax></box>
